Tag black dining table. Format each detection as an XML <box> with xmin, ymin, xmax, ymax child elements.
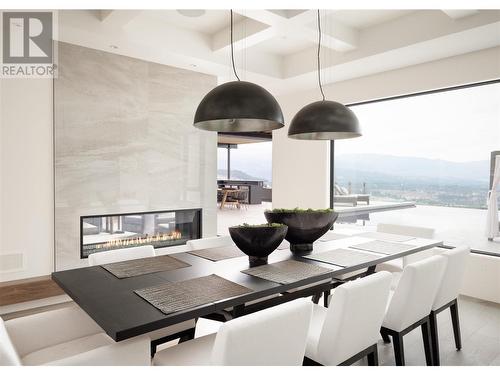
<box><xmin>52</xmin><ymin>235</ymin><xmax>442</xmax><ymax>342</ymax></box>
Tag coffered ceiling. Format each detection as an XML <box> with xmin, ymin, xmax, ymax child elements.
<box><xmin>58</xmin><ymin>9</ymin><xmax>500</xmax><ymax>95</ymax></box>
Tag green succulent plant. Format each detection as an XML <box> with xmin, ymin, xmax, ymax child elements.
<box><xmin>231</xmin><ymin>223</ymin><xmax>286</xmax><ymax>228</ymax></box>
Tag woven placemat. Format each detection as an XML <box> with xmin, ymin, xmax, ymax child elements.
<box><xmin>102</xmin><ymin>255</ymin><xmax>191</xmax><ymax>279</ymax></box>
<box><xmin>349</xmin><ymin>240</ymin><xmax>415</xmax><ymax>255</ymax></box>
<box><xmin>319</xmin><ymin>232</ymin><xmax>350</xmax><ymax>242</ymax></box>
<box><xmin>241</xmin><ymin>259</ymin><xmax>331</xmax><ymax>285</ymax></box>
<box><xmin>304</xmin><ymin>248</ymin><xmax>382</xmax><ymax>267</ymax></box>
<box><xmin>188</xmin><ymin>245</ymin><xmax>244</xmax><ymax>261</ymax></box>
<box><xmin>135</xmin><ymin>274</ymin><xmax>252</xmax><ymax>315</ymax></box>
<box><xmin>357</xmin><ymin>232</ymin><xmax>415</xmax><ymax>242</ymax></box>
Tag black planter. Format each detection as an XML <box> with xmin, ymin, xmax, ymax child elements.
<box><xmin>229</xmin><ymin>225</ymin><xmax>288</xmax><ymax>266</ymax></box>
<box><xmin>264</xmin><ymin>211</ymin><xmax>338</xmax><ymax>254</ymax></box>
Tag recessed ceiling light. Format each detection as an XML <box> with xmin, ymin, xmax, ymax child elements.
<box><xmin>109</xmin><ymin>45</ymin><xmax>119</xmax><ymax>49</ymax></box>
<box><xmin>177</xmin><ymin>9</ymin><xmax>206</xmax><ymax>18</ymax></box>
<box><xmin>190</xmin><ymin>63</ymin><xmax>197</xmax><ymax>67</ymax></box>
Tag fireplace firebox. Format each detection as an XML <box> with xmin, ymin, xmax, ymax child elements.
<box><xmin>80</xmin><ymin>208</ymin><xmax>202</xmax><ymax>258</ymax></box>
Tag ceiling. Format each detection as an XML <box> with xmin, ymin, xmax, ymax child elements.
<box><xmin>58</xmin><ymin>9</ymin><xmax>500</xmax><ymax>95</ymax></box>
<box><xmin>143</xmin><ymin>10</ymin><xmax>245</xmax><ymax>34</ymax></box>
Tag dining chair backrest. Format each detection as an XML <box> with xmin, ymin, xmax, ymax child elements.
<box><xmin>88</xmin><ymin>245</ymin><xmax>155</xmax><ymax>266</ymax></box>
<box><xmin>186</xmin><ymin>235</ymin><xmax>233</xmax><ymax>251</ymax></box>
<box><xmin>316</xmin><ymin>271</ymin><xmax>392</xmax><ymax>365</ymax></box>
<box><xmin>377</xmin><ymin>223</ymin><xmax>435</xmax><ymax>239</ymax></box>
<box><xmin>432</xmin><ymin>246</ymin><xmax>470</xmax><ymax>310</ymax></box>
<box><xmin>210</xmin><ymin>299</ymin><xmax>312</xmax><ymax>365</ymax></box>
<box><xmin>0</xmin><ymin>318</ymin><xmax>21</xmax><ymax>366</ymax></box>
<box><xmin>384</xmin><ymin>255</ymin><xmax>447</xmax><ymax>332</ymax></box>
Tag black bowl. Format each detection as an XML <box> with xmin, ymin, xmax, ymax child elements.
<box><xmin>264</xmin><ymin>211</ymin><xmax>338</xmax><ymax>253</ymax></box>
<box><xmin>229</xmin><ymin>225</ymin><xmax>288</xmax><ymax>266</ymax></box>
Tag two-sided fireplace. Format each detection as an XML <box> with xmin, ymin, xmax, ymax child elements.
<box><xmin>80</xmin><ymin>208</ymin><xmax>201</xmax><ymax>258</ymax></box>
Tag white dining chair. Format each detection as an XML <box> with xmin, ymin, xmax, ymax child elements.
<box><xmin>186</xmin><ymin>235</ymin><xmax>234</xmax><ymax>251</ymax></box>
<box><xmin>88</xmin><ymin>244</ymin><xmax>156</xmax><ymax>266</ymax></box>
<box><xmin>0</xmin><ymin>305</ymin><xmax>150</xmax><ymax>366</ymax></box>
<box><xmin>88</xmin><ymin>245</ymin><xmax>196</xmax><ymax>355</ymax></box>
<box><xmin>153</xmin><ymin>299</ymin><xmax>313</xmax><ymax>366</ymax></box>
<box><xmin>429</xmin><ymin>245</ymin><xmax>470</xmax><ymax>365</ymax></box>
<box><xmin>380</xmin><ymin>255</ymin><xmax>447</xmax><ymax>366</ymax></box>
<box><xmin>375</xmin><ymin>223</ymin><xmax>436</xmax><ymax>275</ymax></box>
<box><xmin>304</xmin><ymin>271</ymin><xmax>392</xmax><ymax>366</ymax></box>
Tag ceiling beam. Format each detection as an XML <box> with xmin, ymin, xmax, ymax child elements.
<box><xmin>211</xmin><ymin>18</ymin><xmax>273</xmax><ymax>52</ymax></box>
<box><xmin>219</xmin><ymin>9</ymin><xmax>358</xmax><ymax>53</ymax></box>
<box><xmin>283</xmin><ymin>10</ymin><xmax>500</xmax><ymax>79</ymax></box>
<box><xmin>98</xmin><ymin>10</ymin><xmax>143</xmax><ymax>28</ymax></box>
<box><xmin>442</xmin><ymin>10</ymin><xmax>480</xmax><ymax>20</ymax></box>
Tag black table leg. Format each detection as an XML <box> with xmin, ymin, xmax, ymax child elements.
<box><xmin>366</xmin><ymin>265</ymin><xmax>376</xmax><ymax>275</ymax></box>
<box><xmin>233</xmin><ymin>304</ymin><xmax>245</xmax><ymax>318</ymax></box>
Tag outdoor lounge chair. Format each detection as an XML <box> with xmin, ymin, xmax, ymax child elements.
<box><xmin>333</xmin><ymin>184</ymin><xmax>370</xmax><ymax>206</ymax></box>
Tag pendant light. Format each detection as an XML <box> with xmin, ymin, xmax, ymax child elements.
<box><xmin>288</xmin><ymin>10</ymin><xmax>361</xmax><ymax>140</ymax></box>
<box><xmin>194</xmin><ymin>10</ymin><xmax>284</xmax><ymax>132</ymax></box>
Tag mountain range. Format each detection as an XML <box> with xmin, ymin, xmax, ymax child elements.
<box><xmin>218</xmin><ymin>153</ymin><xmax>491</xmax><ymax>187</ymax></box>
<box><xmin>335</xmin><ymin>154</ymin><xmax>490</xmax><ymax>185</ymax></box>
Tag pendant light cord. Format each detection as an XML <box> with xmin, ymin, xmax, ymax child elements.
<box><xmin>230</xmin><ymin>10</ymin><xmax>241</xmax><ymax>81</ymax></box>
<box><xmin>317</xmin><ymin>9</ymin><xmax>325</xmax><ymax>101</ymax></box>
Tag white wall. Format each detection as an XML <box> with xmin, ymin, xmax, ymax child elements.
<box><xmin>273</xmin><ymin>47</ymin><xmax>500</xmax><ymax>209</ymax></box>
<box><xmin>272</xmin><ymin>116</ymin><xmax>330</xmax><ymax>210</ymax></box>
<box><xmin>0</xmin><ymin>78</ymin><xmax>54</xmax><ymax>282</ymax></box>
<box><xmin>461</xmin><ymin>253</ymin><xmax>500</xmax><ymax>304</ymax></box>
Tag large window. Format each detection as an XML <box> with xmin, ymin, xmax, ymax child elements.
<box><xmin>333</xmin><ymin>81</ymin><xmax>500</xmax><ymax>252</ymax></box>
<box><xmin>217</xmin><ymin>141</ymin><xmax>272</xmax><ymax>187</ymax></box>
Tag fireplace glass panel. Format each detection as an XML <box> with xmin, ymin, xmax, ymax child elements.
<box><xmin>80</xmin><ymin>209</ymin><xmax>201</xmax><ymax>258</ymax></box>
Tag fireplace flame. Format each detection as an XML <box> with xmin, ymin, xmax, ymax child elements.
<box><xmin>95</xmin><ymin>230</ymin><xmax>182</xmax><ymax>250</ymax></box>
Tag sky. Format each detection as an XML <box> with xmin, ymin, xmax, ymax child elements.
<box><xmin>217</xmin><ymin>141</ymin><xmax>272</xmax><ymax>181</ymax></box>
<box><xmin>335</xmin><ymin>82</ymin><xmax>500</xmax><ymax>163</ymax></box>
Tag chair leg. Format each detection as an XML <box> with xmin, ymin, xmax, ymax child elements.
<box><xmin>323</xmin><ymin>290</ymin><xmax>330</xmax><ymax>307</ymax></box>
<box><xmin>303</xmin><ymin>357</ymin><xmax>322</xmax><ymax>366</ymax></box>
<box><xmin>311</xmin><ymin>293</ymin><xmax>321</xmax><ymax>304</ymax></box>
<box><xmin>421</xmin><ymin>319</ymin><xmax>434</xmax><ymax>366</ymax></box>
<box><xmin>450</xmin><ymin>299</ymin><xmax>462</xmax><ymax>350</ymax></box>
<box><xmin>151</xmin><ymin>342</ymin><xmax>157</xmax><ymax>358</ymax></box>
<box><xmin>367</xmin><ymin>344</ymin><xmax>379</xmax><ymax>366</ymax></box>
<box><xmin>429</xmin><ymin>311</ymin><xmax>440</xmax><ymax>366</ymax></box>
<box><xmin>392</xmin><ymin>333</ymin><xmax>405</xmax><ymax>366</ymax></box>
<box><xmin>381</xmin><ymin>330</ymin><xmax>391</xmax><ymax>343</ymax></box>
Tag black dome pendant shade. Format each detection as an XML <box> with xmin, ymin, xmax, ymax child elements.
<box><xmin>288</xmin><ymin>10</ymin><xmax>361</xmax><ymax>140</ymax></box>
<box><xmin>288</xmin><ymin>100</ymin><xmax>361</xmax><ymax>140</ymax></box>
<box><xmin>194</xmin><ymin>81</ymin><xmax>284</xmax><ymax>132</ymax></box>
<box><xmin>193</xmin><ymin>10</ymin><xmax>284</xmax><ymax>132</ymax></box>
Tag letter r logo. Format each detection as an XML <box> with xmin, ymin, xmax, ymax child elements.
<box><xmin>2</xmin><ymin>12</ymin><xmax>53</xmax><ymax>64</ymax></box>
